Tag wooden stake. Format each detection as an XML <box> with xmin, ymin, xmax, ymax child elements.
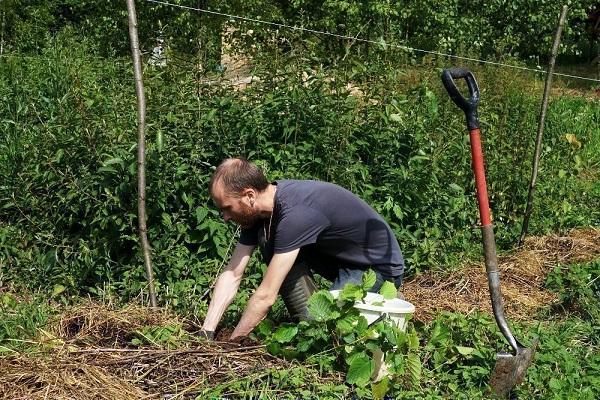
<box><xmin>519</xmin><ymin>5</ymin><xmax>568</xmax><ymax>246</ymax></box>
<box><xmin>126</xmin><ymin>0</ymin><xmax>158</xmax><ymax>307</ymax></box>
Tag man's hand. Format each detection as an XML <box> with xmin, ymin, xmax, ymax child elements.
<box><xmin>228</xmin><ymin>335</ymin><xmax>248</xmax><ymax>344</ymax></box>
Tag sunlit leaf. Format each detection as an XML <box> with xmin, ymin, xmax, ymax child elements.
<box><xmin>340</xmin><ymin>283</ymin><xmax>364</xmax><ymax>302</ymax></box>
<box><xmin>273</xmin><ymin>325</ymin><xmax>298</xmax><ymax>343</ymax></box>
<box><xmin>371</xmin><ymin>376</ymin><xmax>389</xmax><ymax>400</ymax></box>
<box><xmin>362</xmin><ymin>269</ymin><xmax>376</xmax><ymax>291</ymax></box>
<box><xmin>456</xmin><ymin>346</ymin><xmax>475</xmax><ymax>356</ymax></box>
<box><xmin>346</xmin><ymin>353</ymin><xmax>373</xmax><ymax>386</ymax></box>
<box><xmin>379</xmin><ymin>281</ymin><xmax>397</xmax><ymax>299</ymax></box>
<box><xmin>308</xmin><ymin>290</ymin><xmax>338</xmax><ymax>321</ymax></box>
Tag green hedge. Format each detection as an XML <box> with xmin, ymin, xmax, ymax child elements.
<box><xmin>0</xmin><ymin>34</ymin><xmax>598</xmax><ymax>308</ymax></box>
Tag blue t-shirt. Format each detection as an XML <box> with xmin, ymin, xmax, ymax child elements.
<box><xmin>239</xmin><ymin>180</ymin><xmax>404</xmax><ymax>277</ymax></box>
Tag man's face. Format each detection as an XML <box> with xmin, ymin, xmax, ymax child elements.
<box><xmin>212</xmin><ymin>182</ymin><xmax>258</xmax><ymax>228</ymax></box>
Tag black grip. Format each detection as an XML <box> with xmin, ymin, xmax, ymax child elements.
<box><xmin>441</xmin><ymin>68</ymin><xmax>480</xmax><ymax>130</ymax></box>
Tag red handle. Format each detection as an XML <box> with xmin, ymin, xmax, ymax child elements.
<box><xmin>470</xmin><ymin>128</ymin><xmax>492</xmax><ymax>226</ymax></box>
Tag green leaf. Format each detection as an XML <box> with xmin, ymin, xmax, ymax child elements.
<box><xmin>156</xmin><ymin>129</ymin><xmax>163</xmax><ymax>152</ymax></box>
<box><xmin>456</xmin><ymin>346</ymin><xmax>475</xmax><ymax>356</ymax></box>
<box><xmin>340</xmin><ymin>283</ymin><xmax>364</xmax><ymax>302</ymax></box>
<box><xmin>162</xmin><ymin>213</ymin><xmax>173</xmax><ymax>228</ymax></box>
<box><xmin>336</xmin><ymin>314</ymin><xmax>358</xmax><ymax>334</ymax></box>
<box><xmin>97</xmin><ymin>166</ymin><xmax>117</xmax><ymax>174</ymax></box>
<box><xmin>273</xmin><ymin>325</ymin><xmax>298</xmax><ymax>343</ymax></box>
<box><xmin>549</xmin><ymin>377</ymin><xmax>562</xmax><ymax>390</ymax></box>
<box><xmin>379</xmin><ymin>281</ymin><xmax>397</xmax><ymax>300</ymax></box>
<box><xmin>256</xmin><ymin>319</ymin><xmax>274</xmax><ymax>337</ymax></box>
<box><xmin>195</xmin><ymin>207</ymin><xmax>209</xmax><ymax>224</ymax></box>
<box><xmin>355</xmin><ymin>316</ymin><xmax>369</xmax><ymax>335</ymax></box>
<box><xmin>408</xmin><ymin>329</ymin><xmax>420</xmax><ymax>351</ymax></box>
<box><xmin>102</xmin><ymin>157</ymin><xmax>124</xmax><ymax>167</ymax></box>
<box><xmin>346</xmin><ymin>350</ymin><xmax>367</xmax><ymax>366</ymax></box>
<box><xmin>308</xmin><ymin>290</ymin><xmax>338</xmax><ymax>321</ymax></box>
<box><xmin>266</xmin><ymin>342</ymin><xmax>281</xmax><ymax>356</ymax></box>
<box><xmin>449</xmin><ymin>183</ymin><xmax>463</xmax><ymax>193</ymax></box>
<box><xmin>407</xmin><ymin>353</ymin><xmax>421</xmax><ymax>387</ymax></box>
<box><xmin>426</xmin><ymin>322</ymin><xmax>449</xmax><ymax>350</ymax></box>
<box><xmin>371</xmin><ymin>376</ymin><xmax>389</xmax><ymax>400</ymax></box>
<box><xmin>362</xmin><ymin>270</ymin><xmax>376</xmax><ymax>291</ymax></box>
<box><xmin>52</xmin><ymin>284</ymin><xmax>66</xmax><ymax>297</ymax></box>
<box><xmin>389</xmin><ymin>113</ymin><xmax>402</xmax><ymax>122</ymax></box>
<box><xmin>346</xmin><ymin>353</ymin><xmax>373</xmax><ymax>386</ymax></box>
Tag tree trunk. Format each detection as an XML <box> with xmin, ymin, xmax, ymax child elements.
<box><xmin>125</xmin><ymin>0</ymin><xmax>158</xmax><ymax>308</ymax></box>
<box><xmin>519</xmin><ymin>5</ymin><xmax>568</xmax><ymax>246</ymax></box>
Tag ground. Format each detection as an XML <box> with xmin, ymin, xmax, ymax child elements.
<box><xmin>0</xmin><ymin>228</ymin><xmax>598</xmax><ymax>399</ymax></box>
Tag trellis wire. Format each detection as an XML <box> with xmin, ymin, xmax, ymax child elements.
<box><xmin>147</xmin><ymin>0</ymin><xmax>600</xmax><ymax>83</ymax></box>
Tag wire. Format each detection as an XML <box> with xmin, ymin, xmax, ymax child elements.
<box><xmin>147</xmin><ymin>0</ymin><xmax>600</xmax><ymax>83</ymax></box>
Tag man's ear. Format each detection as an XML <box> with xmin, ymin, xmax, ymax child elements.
<box><xmin>243</xmin><ymin>188</ymin><xmax>256</xmax><ymax>206</ymax></box>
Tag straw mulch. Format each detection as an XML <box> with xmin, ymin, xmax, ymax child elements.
<box><xmin>403</xmin><ymin>227</ymin><xmax>600</xmax><ymax>322</ymax></box>
<box><xmin>2</xmin><ymin>229</ymin><xmax>598</xmax><ymax>398</ymax></box>
<box><xmin>0</xmin><ymin>303</ymin><xmax>297</xmax><ymax>400</ymax></box>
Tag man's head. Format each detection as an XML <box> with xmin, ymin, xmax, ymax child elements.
<box><xmin>210</xmin><ymin>158</ymin><xmax>269</xmax><ymax>228</ymax></box>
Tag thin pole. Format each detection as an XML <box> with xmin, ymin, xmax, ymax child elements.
<box><xmin>519</xmin><ymin>5</ymin><xmax>568</xmax><ymax>246</ymax></box>
<box><xmin>126</xmin><ymin>0</ymin><xmax>158</xmax><ymax>307</ymax></box>
<box><xmin>1</xmin><ymin>10</ymin><xmax>5</xmax><ymax>55</ymax></box>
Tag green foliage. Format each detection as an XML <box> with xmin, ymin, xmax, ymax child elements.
<box><xmin>546</xmin><ymin>259</ymin><xmax>600</xmax><ymax>320</ymax></box>
<box><xmin>3</xmin><ymin>0</ymin><xmax>597</xmax><ymax>61</ymax></box>
<box><xmin>256</xmin><ymin>278</ymin><xmax>421</xmax><ymax>398</ymax></box>
<box><xmin>0</xmin><ymin>294</ymin><xmax>51</xmax><ymax>352</ymax></box>
<box><xmin>0</xmin><ymin>10</ymin><xmax>598</xmax><ymax>398</ymax></box>
<box><xmin>1</xmin><ymin>31</ymin><xmax>599</xmax><ymax>307</ymax></box>
<box><xmin>379</xmin><ymin>281</ymin><xmax>397</xmax><ymax>300</ymax></box>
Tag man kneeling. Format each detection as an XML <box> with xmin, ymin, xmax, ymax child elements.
<box><xmin>201</xmin><ymin>158</ymin><xmax>404</xmax><ymax>340</ymax></box>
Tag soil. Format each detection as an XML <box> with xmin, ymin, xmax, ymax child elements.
<box><xmin>214</xmin><ymin>327</ymin><xmax>260</xmax><ymax>347</ymax></box>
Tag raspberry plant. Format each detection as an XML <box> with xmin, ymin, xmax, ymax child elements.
<box><xmin>255</xmin><ymin>270</ymin><xmax>420</xmax><ymax>399</ymax></box>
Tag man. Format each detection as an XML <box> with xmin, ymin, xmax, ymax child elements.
<box><xmin>201</xmin><ymin>158</ymin><xmax>404</xmax><ymax>340</ymax></box>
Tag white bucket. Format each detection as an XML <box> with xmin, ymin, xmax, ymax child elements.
<box><xmin>329</xmin><ymin>290</ymin><xmax>415</xmax><ymax>331</ymax></box>
<box><xmin>330</xmin><ymin>290</ymin><xmax>416</xmax><ymax>381</ymax></box>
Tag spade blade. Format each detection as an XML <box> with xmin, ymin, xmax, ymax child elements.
<box><xmin>489</xmin><ymin>339</ymin><xmax>539</xmax><ymax>398</ymax></box>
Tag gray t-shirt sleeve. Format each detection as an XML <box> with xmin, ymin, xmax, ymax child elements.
<box><xmin>274</xmin><ymin>206</ymin><xmax>330</xmax><ymax>253</ymax></box>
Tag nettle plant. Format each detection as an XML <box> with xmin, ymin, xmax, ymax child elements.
<box><xmin>255</xmin><ymin>270</ymin><xmax>421</xmax><ymax>398</ymax></box>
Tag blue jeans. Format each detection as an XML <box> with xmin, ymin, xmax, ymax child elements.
<box><xmin>328</xmin><ymin>267</ymin><xmax>403</xmax><ymax>292</ymax></box>
<box><xmin>296</xmin><ymin>246</ymin><xmax>403</xmax><ymax>292</ymax></box>
<box><xmin>261</xmin><ymin>238</ymin><xmax>403</xmax><ymax>319</ymax></box>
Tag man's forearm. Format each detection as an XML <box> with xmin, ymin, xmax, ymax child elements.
<box><xmin>202</xmin><ymin>271</ymin><xmax>242</xmax><ymax>331</ymax></box>
<box><xmin>230</xmin><ymin>292</ymin><xmax>274</xmax><ymax>339</ymax></box>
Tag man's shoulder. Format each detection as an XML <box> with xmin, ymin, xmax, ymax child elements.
<box><xmin>277</xmin><ymin>179</ymin><xmax>341</xmax><ymax>192</ymax></box>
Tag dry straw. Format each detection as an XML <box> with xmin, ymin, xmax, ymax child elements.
<box><xmin>0</xmin><ymin>302</ymin><xmax>298</xmax><ymax>399</ymax></box>
<box><xmin>403</xmin><ymin>227</ymin><xmax>600</xmax><ymax>322</ymax></box>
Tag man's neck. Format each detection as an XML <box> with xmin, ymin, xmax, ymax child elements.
<box><xmin>256</xmin><ymin>184</ymin><xmax>277</xmax><ymax>217</ymax></box>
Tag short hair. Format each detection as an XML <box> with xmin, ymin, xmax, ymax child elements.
<box><xmin>210</xmin><ymin>158</ymin><xmax>269</xmax><ymax>196</ymax></box>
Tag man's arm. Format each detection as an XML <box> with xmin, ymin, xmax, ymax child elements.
<box><xmin>202</xmin><ymin>243</ymin><xmax>255</xmax><ymax>332</ymax></box>
<box><xmin>230</xmin><ymin>248</ymin><xmax>300</xmax><ymax>339</ymax></box>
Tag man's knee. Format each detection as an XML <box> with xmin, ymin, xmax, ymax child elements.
<box><xmin>279</xmin><ymin>261</ymin><xmax>318</xmax><ymax>320</ymax></box>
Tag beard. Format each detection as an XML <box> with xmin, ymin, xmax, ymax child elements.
<box><xmin>233</xmin><ymin>203</ymin><xmax>259</xmax><ymax>229</ymax></box>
